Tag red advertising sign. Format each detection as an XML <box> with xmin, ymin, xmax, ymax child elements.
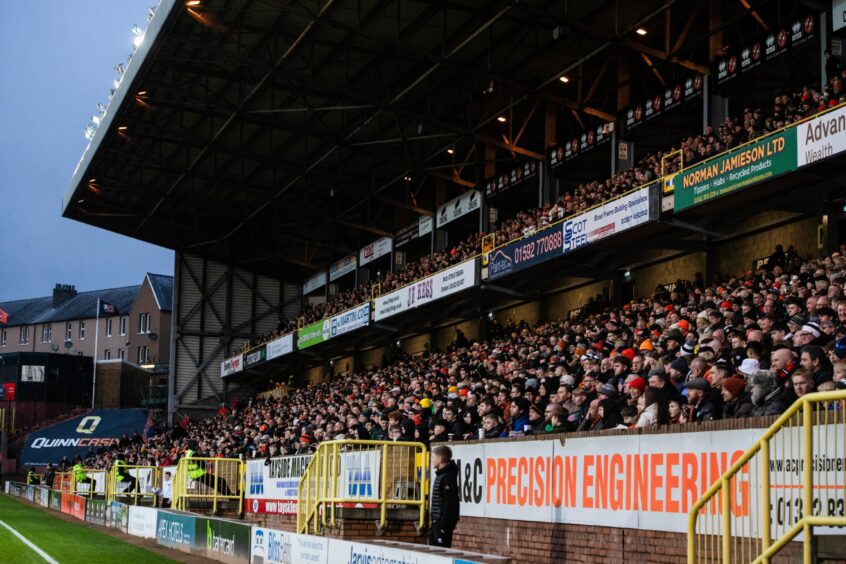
<box><xmin>61</xmin><ymin>493</ymin><xmax>87</xmax><ymax>520</ymax></box>
<box><xmin>0</xmin><ymin>383</ymin><xmax>15</xmax><ymax>401</ymax></box>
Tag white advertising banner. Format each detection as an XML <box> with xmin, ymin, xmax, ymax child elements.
<box><xmin>327</xmin><ymin>539</ymin><xmax>454</xmax><ymax>564</ymax></box>
<box><xmin>303</xmin><ymin>272</ymin><xmax>327</xmax><ymax>295</ymax></box>
<box><xmin>330</xmin><ymin>303</ymin><xmax>370</xmax><ymax>338</ymax></box>
<box><xmin>127</xmin><ymin>506</ymin><xmax>158</xmax><ymax>539</ymax></box>
<box><xmin>265</xmin><ymin>333</ymin><xmax>294</xmax><ymax>361</ymax></box>
<box><xmin>359</xmin><ymin>237</ymin><xmax>393</xmax><ymax>266</ymax></box>
<box><xmin>220</xmin><ymin>354</ymin><xmax>243</xmax><ymax>378</ymax></box>
<box><xmin>250</xmin><ymin>527</ymin><xmax>330</xmax><ymax>564</ymax></box>
<box><xmin>329</xmin><ymin>255</ymin><xmax>357</xmax><ymax>281</ymax></box>
<box><xmin>796</xmin><ymin>105</ymin><xmax>846</xmax><ymax>167</ymax></box>
<box><xmin>447</xmin><ymin>425</ymin><xmax>846</xmax><ymax>537</ymax></box>
<box><xmin>374</xmin><ymin>258</ymin><xmax>478</xmax><ymax>321</ymax></box>
<box><xmin>337</xmin><ymin>450</ymin><xmax>381</xmax><ymax>501</ymax></box>
<box><xmin>835</xmin><ymin>0</ymin><xmax>846</xmax><ymax>32</ymax></box>
<box><xmin>437</xmin><ymin>189</ymin><xmax>481</xmax><ymax>227</ymax></box>
<box><xmin>245</xmin><ymin>455</ymin><xmax>312</xmax><ymax>515</ymax></box>
<box><xmin>583</xmin><ymin>185</ymin><xmax>651</xmax><ymax>245</ymax></box>
<box><xmin>418</xmin><ymin>215</ymin><xmax>433</xmax><ymax>237</ymax></box>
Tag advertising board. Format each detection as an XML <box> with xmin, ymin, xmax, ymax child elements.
<box><xmin>245</xmin><ymin>455</ymin><xmax>311</xmax><ymax>515</ymax></box>
<box><xmin>674</xmin><ymin>130</ymin><xmax>797</xmax><ymax>211</ymax></box>
<box><xmin>328</xmin><ymin>540</ymin><xmax>455</xmax><ymax>564</ymax></box>
<box><xmin>374</xmin><ymin>259</ymin><xmax>477</xmax><ymax>321</ymax></box>
<box><xmin>330</xmin><ymin>303</ymin><xmax>370</xmax><ymax>338</ymax></box>
<box><xmin>359</xmin><ymin>236</ymin><xmax>393</xmax><ymax>266</ymax></box>
<box><xmin>329</xmin><ymin>255</ymin><xmax>357</xmax><ymax>280</ymax></box>
<box><xmin>85</xmin><ymin>497</ymin><xmax>107</xmax><ymax>526</ymax></box>
<box><xmin>297</xmin><ymin>319</ymin><xmax>329</xmax><ymax>349</ymax></box>
<box><xmin>437</xmin><ymin>189</ymin><xmax>481</xmax><ymax>227</ymax></box>
<box><xmin>220</xmin><ymin>354</ymin><xmax>244</xmax><ymax>378</ymax></box>
<box><xmin>107</xmin><ymin>501</ymin><xmax>129</xmax><ymax>533</ymax></box>
<box><xmin>302</xmin><ymin>272</ymin><xmax>327</xmax><ymax>295</ymax></box>
<box><xmin>61</xmin><ymin>493</ymin><xmax>86</xmax><ymax>521</ymax></box>
<box><xmin>49</xmin><ymin>490</ymin><xmax>62</xmax><ymax>511</ymax></box>
<box><xmin>250</xmin><ymin>527</ymin><xmax>330</xmax><ymax>564</ymax></box>
<box><xmin>796</xmin><ymin>105</ymin><xmax>846</xmax><ymax>168</ymax></box>
<box><xmin>128</xmin><ymin>506</ymin><xmax>158</xmax><ymax>539</ymax></box>
<box><xmin>35</xmin><ymin>486</ymin><xmax>49</xmax><ymax>507</ymax></box>
<box><xmin>156</xmin><ymin>510</ymin><xmax>197</xmax><ymax>551</ymax></box>
<box><xmin>243</xmin><ymin>345</ymin><xmax>266</xmax><ymax>369</ymax></box>
<box><xmin>265</xmin><ymin>333</ymin><xmax>294</xmax><ymax>361</ymax></box>
<box><xmin>197</xmin><ymin>517</ymin><xmax>252</xmax><ymax>564</ymax></box>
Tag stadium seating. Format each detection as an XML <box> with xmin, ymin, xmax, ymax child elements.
<box><xmin>73</xmin><ymin>241</ymin><xmax>846</xmax><ymax>473</ymax></box>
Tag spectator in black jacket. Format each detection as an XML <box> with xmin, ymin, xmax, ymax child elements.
<box><xmin>429</xmin><ymin>445</ymin><xmax>460</xmax><ymax>548</ymax></box>
<box><xmin>720</xmin><ymin>377</ymin><xmax>753</xmax><ymax>418</ymax></box>
<box><xmin>684</xmin><ymin>378</ymin><xmax>722</xmax><ymax>422</ymax></box>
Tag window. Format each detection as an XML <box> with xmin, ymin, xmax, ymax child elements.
<box><xmin>0</xmin><ymin>329</ymin><xmax>6</xmax><ymax>347</ymax></box>
<box><xmin>118</xmin><ymin>348</ymin><xmax>126</xmax><ymax>360</ymax></box>
<box><xmin>137</xmin><ymin>346</ymin><xmax>150</xmax><ymax>364</ymax></box>
<box><xmin>105</xmin><ymin>318</ymin><xmax>112</xmax><ymax>337</ymax></box>
<box><xmin>41</xmin><ymin>324</ymin><xmax>52</xmax><ymax>343</ymax></box>
<box><xmin>19</xmin><ymin>326</ymin><xmax>29</xmax><ymax>344</ymax></box>
<box><xmin>79</xmin><ymin>320</ymin><xmax>85</xmax><ymax>340</ymax></box>
<box><xmin>119</xmin><ymin>316</ymin><xmax>127</xmax><ymax>336</ymax></box>
<box><xmin>138</xmin><ymin>313</ymin><xmax>151</xmax><ymax>334</ymax></box>
<box><xmin>104</xmin><ymin>349</ymin><xmax>111</xmax><ymax>360</ymax></box>
<box><xmin>65</xmin><ymin>321</ymin><xmax>72</xmax><ymax>341</ymax></box>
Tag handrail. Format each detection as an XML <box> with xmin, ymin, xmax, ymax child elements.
<box><xmin>172</xmin><ymin>456</ymin><xmax>245</xmax><ymax>515</ymax></box>
<box><xmin>297</xmin><ymin>439</ymin><xmax>428</xmax><ymax>536</ymax></box>
<box><xmin>106</xmin><ymin>464</ymin><xmax>160</xmax><ymax>506</ymax></box>
<box><xmin>687</xmin><ymin>390</ymin><xmax>846</xmax><ymax>563</ymax></box>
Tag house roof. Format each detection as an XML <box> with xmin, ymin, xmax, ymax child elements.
<box><xmin>0</xmin><ymin>274</ymin><xmax>173</xmax><ymax>327</ymax></box>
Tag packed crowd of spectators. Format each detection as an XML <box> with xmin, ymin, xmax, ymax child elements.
<box><xmin>77</xmin><ymin>243</ymin><xmax>846</xmax><ymax>473</ymax></box>
<box><xmin>231</xmin><ymin>81</ymin><xmax>842</xmax><ymax>360</ymax></box>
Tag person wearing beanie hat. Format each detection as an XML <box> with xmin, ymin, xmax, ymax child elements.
<box><xmin>639</xmin><ymin>338</ymin><xmax>654</xmax><ymax>351</ymax></box>
<box><xmin>721</xmin><ymin>376</ymin><xmax>753</xmax><ymax>418</ymax></box>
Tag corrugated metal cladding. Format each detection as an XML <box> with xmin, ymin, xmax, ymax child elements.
<box><xmin>171</xmin><ymin>252</ymin><xmax>293</xmax><ymax>409</ymax></box>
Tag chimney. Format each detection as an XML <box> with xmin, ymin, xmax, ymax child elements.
<box><xmin>53</xmin><ymin>284</ymin><xmax>77</xmax><ymax>308</ymax></box>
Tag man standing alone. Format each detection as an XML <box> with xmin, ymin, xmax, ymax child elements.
<box><xmin>429</xmin><ymin>445</ymin><xmax>460</xmax><ymax>548</ymax></box>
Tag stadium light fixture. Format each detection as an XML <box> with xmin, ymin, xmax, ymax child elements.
<box><xmin>91</xmin><ymin>115</ymin><xmax>101</xmax><ymax>126</ymax></box>
<box><xmin>447</xmin><ymin>148</ymin><xmax>454</xmax><ymax>155</ymax></box>
<box><xmin>117</xmin><ymin>126</ymin><xmax>128</xmax><ymax>131</ymax></box>
<box><xmin>83</xmin><ymin>125</ymin><xmax>95</xmax><ymax>140</ymax></box>
<box><xmin>403</xmin><ymin>175</ymin><xmax>412</xmax><ymax>181</ymax></box>
<box><xmin>133</xmin><ymin>34</ymin><xmax>144</xmax><ymax>48</ymax></box>
<box><xmin>559</xmin><ymin>75</ymin><xmax>570</xmax><ymax>83</ymax></box>
<box><xmin>186</xmin><ymin>0</ymin><xmax>201</xmax><ymax>6</ymax></box>
<box><xmin>636</xmin><ymin>27</ymin><xmax>648</xmax><ymax>36</ymax></box>
<box><xmin>147</xmin><ymin>7</ymin><xmax>156</xmax><ymax>22</ymax></box>
<box><xmin>497</xmin><ymin>115</ymin><xmax>507</xmax><ymax>123</ymax></box>
<box><xmin>114</xmin><ymin>63</ymin><xmax>125</xmax><ymax>76</ymax></box>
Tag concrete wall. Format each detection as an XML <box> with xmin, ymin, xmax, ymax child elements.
<box><xmin>433</xmin><ymin>319</ymin><xmax>479</xmax><ymax>351</ymax></box>
<box><xmin>716</xmin><ymin>214</ymin><xmax>820</xmax><ymax>277</ymax></box>
<box><xmin>400</xmin><ymin>334</ymin><xmax>430</xmax><ymax>356</ymax></box>
<box><xmin>546</xmin><ymin>280</ymin><xmax>609</xmax><ymax>320</ymax></box>
<box><xmin>495</xmin><ymin>301</ymin><xmax>541</xmax><ymax>326</ymax></box>
<box><xmin>632</xmin><ymin>252</ymin><xmax>706</xmax><ymax>298</ymax></box>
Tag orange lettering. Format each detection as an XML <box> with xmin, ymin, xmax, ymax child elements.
<box><xmin>486</xmin><ymin>459</ymin><xmax>496</xmax><ymax>503</ymax></box>
<box><xmin>610</xmin><ymin>454</ymin><xmax>624</xmax><ymax>511</ymax></box>
<box><xmin>681</xmin><ymin>453</ymin><xmax>698</xmax><ymax>513</ymax></box>
<box><xmin>595</xmin><ymin>455</ymin><xmax>609</xmax><ymax>509</ymax></box>
<box><xmin>533</xmin><ymin>456</ymin><xmax>545</xmax><ymax>507</ymax></box>
<box><xmin>633</xmin><ymin>454</ymin><xmax>649</xmax><ymax>511</ymax></box>
<box><xmin>650</xmin><ymin>454</ymin><xmax>664</xmax><ymax>512</ymax></box>
<box><xmin>517</xmin><ymin>457</ymin><xmax>528</xmax><ymax>506</ymax></box>
<box><xmin>552</xmin><ymin>456</ymin><xmax>564</xmax><ymax>507</ymax></box>
<box><xmin>497</xmin><ymin>458</ymin><xmax>507</xmax><ymax>504</ymax></box>
<box><xmin>565</xmin><ymin>456</ymin><xmax>576</xmax><ymax>507</ymax></box>
<box><xmin>665</xmin><ymin>452</ymin><xmax>680</xmax><ymax>513</ymax></box>
<box><xmin>583</xmin><ymin>455</ymin><xmax>595</xmax><ymax>509</ymax></box>
<box><xmin>507</xmin><ymin>457</ymin><xmax>517</xmax><ymax>505</ymax></box>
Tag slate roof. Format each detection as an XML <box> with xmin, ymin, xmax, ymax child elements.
<box><xmin>147</xmin><ymin>274</ymin><xmax>173</xmax><ymax>311</ymax></box>
<box><xmin>0</xmin><ymin>274</ymin><xmax>173</xmax><ymax>326</ymax></box>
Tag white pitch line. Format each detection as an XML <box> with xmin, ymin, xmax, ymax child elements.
<box><xmin>0</xmin><ymin>518</ymin><xmax>60</xmax><ymax>564</ymax></box>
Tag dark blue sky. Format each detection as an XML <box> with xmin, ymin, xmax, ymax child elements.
<box><xmin>0</xmin><ymin>1</ymin><xmax>173</xmax><ymax>302</ymax></box>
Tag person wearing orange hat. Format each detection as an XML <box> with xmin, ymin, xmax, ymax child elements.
<box><xmin>639</xmin><ymin>339</ymin><xmax>653</xmax><ymax>352</ymax></box>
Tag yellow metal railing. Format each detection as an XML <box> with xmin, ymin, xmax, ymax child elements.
<box><xmin>172</xmin><ymin>457</ymin><xmax>245</xmax><ymax>514</ymax></box>
<box><xmin>687</xmin><ymin>390</ymin><xmax>846</xmax><ymax>563</ymax></box>
<box><xmin>106</xmin><ymin>465</ymin><xmax>160</xmax><ymax>506</ymax></box>
<box><xmin>54</xmin><ymin>468</ymin><xmax>107</xmax><ymax>498</ymax></box>
<box><xmin>297</xmin><ymin>440</ymin><xmax>428</xmax><ymax>535</ymax></box>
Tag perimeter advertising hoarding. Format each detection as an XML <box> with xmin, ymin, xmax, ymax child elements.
<box><xmin>156</xmin><ymin>510</ymin><xmax>197</xmax><ymax>552</ymax></box>
<box><xmin>245</xmin><ymin>455</ymin><xmax>312</xmax><ymax>515</ymax></box>
<box><xmin>250</xmin><ymin>527</ymin><xmax>330</xmax><ymax>564</ymax></box>
<box><xmin>128</xmin><ymin>506</ymin><xmax>158</xmax><ymax>539</ymax></box>
<box><xmin>446</xmin><ymin>425</ymin><xmax>845</xmax><ymax>538</ymax></box>
<box><xmin>374</xmin><ymin>259</ymin><xmax>478</xmax><ymax>321</ymax></box>
<box><xmin>61</xmin><ymin>493</ymin><xmax>86</xmax><ymax>521</ymax></box>
<box><xmin>197</xmin><ymin>517</ymin><xmax>252</xmax><ymax>564</ymax></box>
<box><xmin>437</xmin><ymin>189</ymin><xmax>481</xmax><ymax>227</ymax></box>
<box><xmin>243</xmin><ymin>345</ymin><xmax>266</xmax><ymax>369</ymax></box>
<box><xmin>20</xmin><ymin>409</ymin><xmax>149</xmax><ymax>466</ymax></box>
<box><xmin>220</xmin><ymin>354</ymin><xmax>244</xmax><ymax>378</ymax></box>
<box><xmin>487</xmin><ymin>185</ymin><xmax>653</xmax><ymax>281</ymax></box>
<box><xmin>85</xmin><ymin>497</ymin><xmax>107</xmax><ymax>526</ymax></box>
<box><xmin>674</xmin><ymin>129</ymin><xmax>797</xmax><ymax>211</ymax></box>
<box><xmin>329</xmin><ymin>255</ymin><xmax>356</xmax><ymax>280</ymax></box>
<box><xmin>796</xmin><ymin>105</ymin><xmax>846</xmax><ymax>168</ymax></box>
<box><xmin>107</xmin><ymin>501</ymin><xmax>129</xmax><ymax>533</ymax></box>
<box><xmin>265</xmin><ymin>333</ymin><xmax>294</xmax><ymax>361</ymax></box>
<box><xmin>296</xmin><ymin>319</ymin><xmax>329</xmax><ymax>349</ymax></box>
<box><xmin>49</xmin><ymin>490</ymin><xmax>62</xmax><ymax>511</ymax></box>
<box><xmin>297</xmin><ymin>303</ymin><xmax>371</xmax><ymax>349</ymax></box>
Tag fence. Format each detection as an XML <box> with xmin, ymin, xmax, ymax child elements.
<box><xmin>106</xmin><ymin>465</ymin><xmax>161</xmax><ymax>506</ymax></box>
<box><xmin>172</xmin><ymin>456</ymin><xmax>245</xmax><ymax>515</ymax></box>
<box><xmin>687</xmin><ymin>390</ymin><xmax>846</xmax><ymax>563</ymax></box>
<box><xmin>297</xmin><ymin>439</ymin><xmax>428</xmax><ymax>535</ymax></box>
<box><xmin>53</xmin><ymin>469</ymin><xmax>107</xmax><ymax>498</ymax></box>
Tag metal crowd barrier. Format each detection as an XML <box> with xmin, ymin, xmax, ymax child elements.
<box><xmin>297</xmin><ymin>439</ymin><xmax>428</xmax><ymax>535</ymax></box>
<box><xmin>687</xmin><ymin>390</ymin><xmax>846</xmax><ymax>563</ymax></box>
<box><xmin>106</xmin><ymin>465</ymin><xmax>160</xmax><ymax>506</ymax></box>
<box><xmin>172</xmin><ymin>456</ymin><xmax>245</xmax><ymax>515</ymax></box>
<box><xmin>52</xmin><ymin>469</ymin><xmax>107</xmax><ymax>498</ymax></box>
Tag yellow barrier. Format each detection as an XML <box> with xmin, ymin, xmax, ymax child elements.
<box><xmin>106</xmin><ymin>465</ymin><xmax>160</xmax><ymax>506</ymax></box>
<box><xmin>54</xmin><ymin>468</ymin><xmax>107</xmax><ymax>498</ymax></box>
<box><xmin>687</xmin><ymin>390</ymin><xmax>846</xmax><ymax>563</ymax></box>
<box><xmin>297</xmin><ymin>440</ymin><xmax>428</xmax><ymax>536</ymax></box>
<box><xmin>172</xmin><ymin>457</ymin><xmax>245</xmax><ymax>515</ymax></box>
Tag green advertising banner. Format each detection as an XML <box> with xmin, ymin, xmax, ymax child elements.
<box><xmin>196</xmin><ymin>517</ymin><xmax>251</xmax><ymax>563</ymax></box>
<box><xmin>296</xmin><ymin>319</ymin><xmax>329</xmax><ymax>349</ymax></box>
<box><xmin>674</xmin><ymin>128</ymin><xmax>797</xmax><ymax>211</ymax></box>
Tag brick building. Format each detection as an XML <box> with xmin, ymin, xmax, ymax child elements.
<box><xmin>0</xmin><ymin>274</ymin><xmax>172</xmax><ymax>367</ymax></box>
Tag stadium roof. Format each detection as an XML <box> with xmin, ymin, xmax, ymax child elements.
<box><xmin>62</xmin><ymin>0</ymin><xmax>817</xmax><ymax>282</ymax></box>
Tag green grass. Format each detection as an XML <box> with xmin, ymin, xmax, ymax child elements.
<box><xmin>0</xmin><ymin>494</ymin><xmax>177</xmax><ymax>564</ymax></box>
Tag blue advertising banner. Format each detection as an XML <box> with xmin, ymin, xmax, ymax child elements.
<box><xmin>156</xmin><ymin>510</ymin><xmax>198</xmax><ymax>552</ymax></box>
<box><xmin>20</xmin><ymin>409</ymin><xmax>149</xmax><ymax>467</ymax></box>
<box><xmin>487</xmin><ymin>227</ymin><xmax>566</xmax><ymax>280</ymax></box>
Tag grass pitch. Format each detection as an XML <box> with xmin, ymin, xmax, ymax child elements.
<box><xmin>0</xmin><ymin>494</ymin><xmax>177</xmax><ymax>564</ymax></box>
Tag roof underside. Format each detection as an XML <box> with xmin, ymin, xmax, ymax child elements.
<box><xmin>63</xmin><ymin>0</ymin><xmax>817</xmax><ymax>282</ymax></box>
